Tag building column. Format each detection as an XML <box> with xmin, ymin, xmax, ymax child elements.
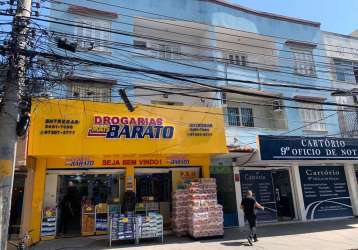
<box><xmin>125</xmin><ymin>166</ymin><xmax>135</xmax><ymax>192</ymax></box>
<box><xmin>202</xmin><ymin>157</ymin><xmax>211</xmax><ymax>178</ymax></box>
<box><xmin>29</xmin><ymin>158</ymin><xmax>47</xmax><ymax>244</ymax></box>
<box><xmin>233</xmin><ymin>166</ymin><xmax>245</xmax><ymax>227</ymax></box>
<box><xmin>291</xmin><ymin>164</ymin><xmax>307</xmax><ymax>221</ymax></box>
<box><xmin>344</xmin><ymin>163</ymin><xmax>358</xmax><ymax>216</ymax></box>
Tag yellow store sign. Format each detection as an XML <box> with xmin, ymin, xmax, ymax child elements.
<box><xmin>44</xmin><ymin>155</ymin><xmax>208</xmax><ymax>169</ymax></box>
<box><xmin>28</xmin><ymin>99</ymin><xmax>227</xmax><ymax>156</ymax></box>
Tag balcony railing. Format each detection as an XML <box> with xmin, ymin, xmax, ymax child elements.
<box><xmin>224</xmin><ymin>106</ymin><xmax>287</xmax><ymax>130</ymax></box>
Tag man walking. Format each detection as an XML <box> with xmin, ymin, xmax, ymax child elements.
<box><xmin>241</xmin><ymin>190</ymin><xmax>264</xmax><ymax>245</ymax></box>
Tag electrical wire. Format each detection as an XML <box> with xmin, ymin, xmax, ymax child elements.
<box><xmin>41</xmin><ymin>4</ymin><xmax>358</xmax><ymax>60</ymax></box>
<box><xmin>46</xmin><ymin>0</ymin><xmax>358</xmax><ymax>53</ymax></box>
<box><xmin>31</xmin><ymin>14</ymin><xmax>358</xmax><ymax>87</ymax></box>
<box><xmin>32</xmin><ymin>12</ymin><xmax>358</xmax><ymax>73</ymax></box>
<box><xmin>30</xmin><ymin>24</ymin><xmax>358</xmax><ymax>94</ymax></box>
<box><xmin>5</xmin><ymin>44</ymin><xmax>358</xmax><ymax>111</ymax></box>
<box><xmin>25</xmin><ymin>78</ymin><xmax>358</xmax><ymax>113</ymax></box>
<box><xmin>41</xmin><ymin>26</ymin><xmax>358</xmax><ymax>89</ymax></box>
<box><xmin>2</xmin><ymin>4</ymin><xmax>358</xmax><ymax>141</ymax></box>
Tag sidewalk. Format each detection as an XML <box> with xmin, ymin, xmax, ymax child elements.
<box><xmin>24</xmin><ymin>218</ymin><xmax>358</xmax><ymax>250</ymax></box>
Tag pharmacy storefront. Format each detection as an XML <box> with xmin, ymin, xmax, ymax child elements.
<box><xmin>233</xmin><ymin>135</ymin><xmax>358</xmax><ymax>226</ymax></box>
<box><xmin>24</xmin><ymin>99</ymin><xmax>227</xmax><ymax>244</ymax></box>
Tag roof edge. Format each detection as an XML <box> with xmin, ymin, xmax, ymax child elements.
<box><xmin>202</xmin><ymin>0</ymin><xmax>321</xmax><ymax>28</ymax></box>
<box><xmin>323</xmin><ymin>31</ymin><xmax>358</xmax><ymax>41</ymax></box>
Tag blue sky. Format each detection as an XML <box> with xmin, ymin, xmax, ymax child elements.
<box><xmin>230</xmin><ymin>0</ymin><xmax>358</xmax><ymax>35</ymax></box>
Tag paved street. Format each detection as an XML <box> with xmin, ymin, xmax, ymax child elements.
<box><xmin>13</xmin><ymin>218</ymin><xmax>358</xmax><ymax>250</ymax></box>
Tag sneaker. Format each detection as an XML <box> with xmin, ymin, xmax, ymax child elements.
<box><xmin>253</xmin><ymin>237</ymin><xmax>258</xmax><ymax>242</ymax></box>
<box><xmin>247</xmin><ymin>237</ymin><xmax>253</xmax><ymax>246</ymax></box>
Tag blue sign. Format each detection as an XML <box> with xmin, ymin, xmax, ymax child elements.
<box><xmin>240</xmin><ymin>170</ymin><xmax>277</xmax><ymax>222</ymax></box>
<box><xmin>299</xmin><ymin>166</ymin><xmax>353</xmax><ymax>220</ymax></box>
<box><xmin>258</xmin><ymin>135</ymin><xmax>358</xmax><ymax>161</ymax></box>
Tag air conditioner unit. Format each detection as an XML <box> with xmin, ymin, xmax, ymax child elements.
<box><xmin>273</xmin><ymin>100</ymin><xmax>282</xmax><ymax>112</ymax></box>
<box><xmin>37</xmin><ymin>92</ymin><xmax>54</xmax><ymax>99</ymax></box>
<box><xmin>133</xmin><ymin>40</ymin><xmax>147</xmax><ymax>49</ymax></box>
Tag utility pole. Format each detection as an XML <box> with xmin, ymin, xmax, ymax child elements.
<box><xmin>0</xmin><ymin>0</ymin><xmax>32</xmax><ymax>248</ymax></box>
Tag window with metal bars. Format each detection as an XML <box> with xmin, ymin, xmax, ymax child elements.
<box><xmin>75</xmin><ymin>18</ymin><xmax>111</xmax><ymax>53</ymax></box>
<box><xmin>227</xmin><ymin>53</ymin><xmax>247</xmax><ymax>66</ymax></box>
<box><xmin>152</xmin><ymin>44</ymin><xmax>181</xmax><ymax>59</ymax></box>
<box><xmin>71</xmin><ymin>83</ymin><xmax>111</xmax><ymax>102</ymax></box>
<box><xmin>337</xmin><ymin>96</ymin><xmax>358</xmax><ymax>137</ymax></box>
<box><xmin>334</xmin><ymin>59</ymin><xmax>358</xmax><ymax>83</ymax></box>
<box><xmin>225</xmin><ymin>107</ymin><xmax>254</xmax><ymax>127</ymax></box>
<box><xmin>291</xmin><ymin>47</ymin><xmax>315</xmax><ymax>76</ymax></box>
<box><xmin>299</xmin><ymin>103</ymin><xmax>326</xmax><ymax>131</ymax></box>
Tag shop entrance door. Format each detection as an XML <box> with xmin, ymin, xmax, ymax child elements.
<box><xmin>135</xmin><ymin>173</ymin><xmax>172</xmax><ymax>228</ymax></box>
<box><xmin>272</xmin><ymin>169</ymin><xmax>295</xmax><ymax>221</ymax></box>
<box><xmin>136</xmin><ymin>173</ymin><xmax>171</xmax><ymax>203</ymax></box>
<box><xmin>240</xmin><ymin>167</ymin><xmax>296</xmax><ymax>223</ymax></box>
<box><xmin>57</xmin><ymin>174</ymin><xmax>121</xmax><ymax>236</ymax></box>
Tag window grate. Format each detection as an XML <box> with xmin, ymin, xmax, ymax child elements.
<box><xmin>152</xmin><ymin>44</ymin><xmax>181</xmax><ymax>59</ymax></box>
<box><xmin>334</xmin><ymin>59</ymin><xmax>358</xmax><ymax>83</ymax></box>
<box><xmin>225</xmin><ymin>107</ymin><xmax>254</xmax><ymax>127</ymax></box>
<box><xmin>75</xmin><ymin>18</ymin><xmax>111</xmax><ymax>53</ymax></box>
<box><xmin>227</xmin><ymin>53</ymin><xmax>247</xmax><ymax>66</ymax></box>
<box><xmin>291</xmin><ymin>47</ymin><xmax>315</xmax><ymax>76</ymax></box>
<box><xmin>299</xmin><ymin>103</ymin><xmax>326</xmax><ymax>131</ymax></box>
<box><xmin>71</xmin><ymin>83</ymin><xmax>111</xmax><ymax>102</ymax></box>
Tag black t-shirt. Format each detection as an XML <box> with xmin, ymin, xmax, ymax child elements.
<box><xmin>241</xmin><ymin>197</ymin><xmax>257</xmax><ymax>217</ymax></box>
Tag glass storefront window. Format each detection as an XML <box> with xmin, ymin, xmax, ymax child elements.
<box><xmin>299</xmin><ymin>166</ymin><xmax>353</xmax><ymax>220</ymax></box>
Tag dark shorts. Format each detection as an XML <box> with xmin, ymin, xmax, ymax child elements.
<box><xmin>246</xmin><ymin>215</ymin><xmax>256</xmax><ymax>228</ymax></box>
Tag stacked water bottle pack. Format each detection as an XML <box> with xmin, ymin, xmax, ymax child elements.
<box><xmin>172</xmin><ymin>189</ymin><xmax>189</xmax><ymax>236</ymax></box>
<box><xmin>171</xmin><ymin>178</ymin><xmax>224</xmax><ymax>239</ymax></box>
<box><xmin>187</xmin><ymin>178</ymin><xmax>224</xmax><ymax>238</ymax></box>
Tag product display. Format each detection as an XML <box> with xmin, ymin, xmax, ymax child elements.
<box><xmin>136</xmin><ymin>212</ymin><xmax>163</xmax><ymax>242</ymax></box>
<box><xmin>135</xmin><ymin>201</ymin><xmax>159</xmax><ymax>214</ymax></box>
<box><xmin>109</xmin><ymin>213</ymin><xmax>136</xmax><ymax>247</ymax></box>
<box><xmin>96</xmin><ymin>216</ymin><xmax>108</xmax><ymax>232</ymax></box>
<box><xmin>96</xmin><ymin>203</ymin><xmax>108</xmax><ymax>214</ymax></box>
<box><xmin>40</xmin><ymin>207</ymin><xmax>57</xmax><ymax>238</ymax></box>
<box><xmin>171</xmin><ymin>178</ymin><xmax>224</xmax><ymax>239</ymax></box>
<box><xmin>81</xmin><ymin>203</ymin><xmax>95</xmax><ymax>236</ymax></box>
<box><xmin>109</xmin><ymin>212</ymin><xmax>163</xmax><ymax>246</ymax></box>
<box><xmin>95</xmin><ymin>203</ymin><xmax>108</xmax><ymax>234</ymax></box>
<box><xmin>108</xmin><ymin>204</ymin><xmax>121</xmax><ymax>214</ymax></box>
<box><xmin>111</xmin><ymin>213</ymin><xmax>136</xmax><ymax>240</ymax></box>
